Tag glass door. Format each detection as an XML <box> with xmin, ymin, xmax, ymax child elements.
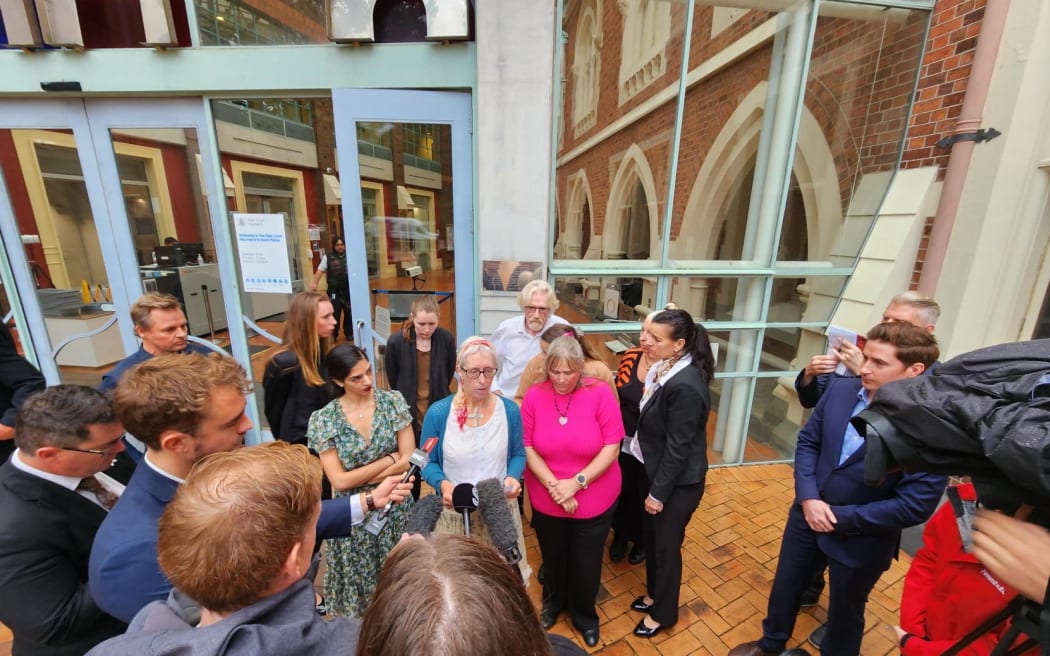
<box><xmin>0</xmin><ymin>98</ymin><xmax>262</xmax><ymax>438</ymax></box>
<box><xmin>332</xmin><ymin>90</ymin><xmax>474</xmax><ymax>381</ymax></box>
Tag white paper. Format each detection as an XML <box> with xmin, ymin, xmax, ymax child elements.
<box><xmin>826</xmin><ymin>325</ymin><xmax>861</xmax><ymax>376</ymax></box>
<box><xmin>373</xmin><ymin>305</ymin><xmax>391</xmax><ymax>340</ymax></box>
<box><xmin>232</xmin><ymin>213</ymin><xmax>293</xmax><ymax>294</ymax></box>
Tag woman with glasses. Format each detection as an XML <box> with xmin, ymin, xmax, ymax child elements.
<box><xmin>420</xmin><ymin>337</ymin><xmax>530</xmax><ymax>579</ymax></box>
<box><xmin>521</xmin><ymin>335</ymin><xmax>623</xmax><ymax>648</ymax></box>
<box><xmin>306</xmin><ymin>344</ymin><xmax>415</xmax><ymax>617</ymax></box>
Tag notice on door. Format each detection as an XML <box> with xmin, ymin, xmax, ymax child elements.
<box><xmin>233</xmin><ymin>213</ymin><xmax>293</xmax><ymax>294</ymax></box>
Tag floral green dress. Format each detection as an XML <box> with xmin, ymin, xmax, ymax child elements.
<box><xmin>307</xmin><ymin>389</ymin><xmax>414</xmax><ymax>617</ymax></box>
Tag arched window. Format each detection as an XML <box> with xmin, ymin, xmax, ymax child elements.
<box><xmin>572</xmin><ymin>7</ymin><xmax>601</xmax><ymax>136</ymax></box>
<box><xmin>622</xmin><ymin>178</ymin><xmax>650</xmax><ymax>259</ymax></box>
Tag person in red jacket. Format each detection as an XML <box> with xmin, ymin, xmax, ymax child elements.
<box><xmin>893</xmin><ymin>481</ymin><xmax>1036</xmax><ymax>655</ymax></box>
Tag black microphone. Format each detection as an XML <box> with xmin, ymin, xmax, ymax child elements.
<box><xmin>451</xmin><ymin>483</ymin><xmax>477</xmax><ymax>537</ymax></box>
<box><xmin>475</xmin><ymin>477</ymin><xmax>522</xmax><ymax>566</ymax></box>
<box><xmin>403</xmin><ymin>494</ymin><xmax>444</xmax><ymax>538</ymax></box>
<box><xmin>364</xmin><ymin>436</ymin><xmax>439</xmax><ymax>536</ymax></box>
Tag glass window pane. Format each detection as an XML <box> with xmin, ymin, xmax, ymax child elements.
<box><xmin>195</xmin><ymin>0</ymin><xmax>326</xmax><ymax>45</ymax></box>
<box><xmin>554</xmin><ymin>0</ymin><xmax>688</xmax><ymax>263</ymax></box>
<box><xmin>0</xmin><ymin>129</ymin><xmax>121</xmax><ymax>385</ymax></box>
<box><xmin>796</xmin><ymin>2</ymin><xmax>929</xmax><ymax>265</ymax></box>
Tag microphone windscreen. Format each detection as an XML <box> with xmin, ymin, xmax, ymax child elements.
<box><xmin>403</xmin><ymin>494</ymin><xmax>444</xmax><ymax>537</ymax></box>
<box><xmin>451</xmin><ymin>483</ymin><xmax>478</xmax><ymax>512</ymax></box>
<box><xmin>475</xmin><ymin>478</ymin><xmax>521</xmax><ymax>564</ymax></box>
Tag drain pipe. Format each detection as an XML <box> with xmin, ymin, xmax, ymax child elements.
<box><xmin>917</xmin><ymin>0</ymin><xmax>1009</xmax><ymax>295</ymax></box>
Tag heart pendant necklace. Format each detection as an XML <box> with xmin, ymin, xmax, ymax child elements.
<box><xmin>553</xmin><ymin>389</ymin><xmax>576</xmax><ymax>426</ymax></box>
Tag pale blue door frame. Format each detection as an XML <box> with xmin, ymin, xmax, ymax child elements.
<box><xmin>0</xmin><ymin>98</ymin><xmax>264</xmax><ymax>441</ymax></box>
<box><xmin>332</xmin><ymin>89</ymin><xmax>475</xmax><ymax>361</ymax></box>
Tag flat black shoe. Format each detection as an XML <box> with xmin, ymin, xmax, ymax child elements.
<box><xmin>609</xmin><ymin>539</ymin><xmax>627</xmax><ymax>562</ymax></box>
<box><xmin>628</xmin><ymin>545</ymin><xmax>646</xmax><ymax>565</ymax></box>
<box><xmin>633</xmin><ymin>618</ymin><xmax>662</xmax><ymax>638</ymax></box>
<box><xmin>630</xmin><ymin>595</ymin><xmax>653</xmax><ymax>612</ymax></box>
<box><xmin>581</xmin><ymin>628</ymin><xmax>600</xmax><ymax>647</ymax></box>
<box><xmin>540</xmin><ymin>604</ymin><xmax>561</xmax><ymax>630</ymax></box>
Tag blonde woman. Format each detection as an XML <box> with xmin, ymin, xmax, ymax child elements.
<box><xmin>263</xmin><ymin>291</ymin><xmax>337</xmax><ymax>448</ymax></box>
<box><xmin>513</xmin><ymin>323</ymin><xmax>615</xmax><ymax>405</ymax></box>
<box><xmin>420</xmin><ymin>337</ymin><xmax>531</xmax><ymax>580</ymax></box>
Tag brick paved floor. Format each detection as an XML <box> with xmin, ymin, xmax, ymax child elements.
<box><xmin>0</xmin><ymin>463</ymin><xmax>912</xmax><ymax>656</ymax></box>
<box><xmin>528</xmin><ymin>463</ymin><xmax>911</xmax><ymax>655</ymax></box>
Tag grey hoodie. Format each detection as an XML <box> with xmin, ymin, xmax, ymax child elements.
<box><xmin>86</xmin><ymin>579</ymin><xmax>359</xmax><ymax>655</ymax></box>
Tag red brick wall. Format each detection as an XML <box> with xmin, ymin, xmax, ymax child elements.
<box><xmin>901</xmin><ymin>0</ymin><xmax>986</xmax><ymax>173</ymax></box>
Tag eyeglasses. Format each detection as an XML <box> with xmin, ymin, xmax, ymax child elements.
<box><xmin>524</xmin><ymin>306</ymin><xmax>550</xmax><ymax>315</ymax></box>
<box><xmin>462</xmin><ymin>367</ymin><xmax>498</xmax><ymax>380</ymax></box>
<box><xmin>60</xmin><ymin>434</ymin><xmax>126</xmax><ymax>457</ymax></box>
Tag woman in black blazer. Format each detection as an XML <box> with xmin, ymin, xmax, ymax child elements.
<box><xmin>628</xmin><ymin>307</ymin><xmax>714</xmax><ymax>638</ymax></box>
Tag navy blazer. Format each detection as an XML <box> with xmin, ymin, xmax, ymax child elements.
<box><xmin>0</xmin><ymin>461</ymin><xmax>126</xmax><ymax>655</ymax></box>
<box><xmin>793</xmin><ymin>377</ymin><xmax>946</xmax><ymax>570</ymax></box>
<box><xmin>90</xmin><ymin>456</ymin><xmax>355</xmax><ymax>623</ymax></box>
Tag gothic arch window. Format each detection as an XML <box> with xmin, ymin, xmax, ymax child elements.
<box><xmin>618</xmin><ymin>0</ymin><xmax>670</xmax><ymax>104</ymax></box>
<box><xmin>623</xmin><ymin>179</ymin><xmax>650</xmax><ymax>259</ymax></box>
<box><xmin>604</xmin><ymin>144</ymin><xmax>658</xmax><ymax>260</ymax></box>
<box><xmin>572</xmin><ymin>5</ymin><xmax>601</xmax><ymax>136</ymax></box>
<box><xmin>564</xmin><ymin>172</ymin><xmax>595</xmax><ymax>259</ymax></box>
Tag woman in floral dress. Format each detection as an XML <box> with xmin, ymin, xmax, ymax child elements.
<box><xmin>307</xmin><ymin>343</ymin><xmax>415</xmax><ymax>616</ymax></box>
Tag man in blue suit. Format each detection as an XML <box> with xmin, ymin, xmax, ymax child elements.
<box><xmin>729</xmin><ymin>322</ymin><xmax>947</xmax><ymax>656</ymax></box>
<box><xmin>89</xmin><ymin>352</ymin><xmax>412</xmax><ymax>623</ymax></box>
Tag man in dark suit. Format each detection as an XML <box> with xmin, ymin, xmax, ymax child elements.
<box><xmin>89</xmin><ymin>353</ymin><xmax>413</xmax><ymax>623</ymax></box>
<box><xmin>729</xmin><ymin>322</ymin><xmax>947</xmax><ymax>656</ymax></box>
<box><xmin>0</xmin><ymin>320</ymin><xmax>46</xmax><ymax>463</ymax></box>
<box><xmin>0</xmin><ymin>385</ymin><xmax>128</xmax><ymax>655</ymax></box>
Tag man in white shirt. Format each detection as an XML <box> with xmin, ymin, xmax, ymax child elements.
<box><xmin>489</xmin><ymin>280</ymin><xmax>568</xmax><ymax>397</ymax></box>
<box><xmin>0</xmin><ymin>385</ymin><xmax>128</xmax><ymax>656</ymax></box>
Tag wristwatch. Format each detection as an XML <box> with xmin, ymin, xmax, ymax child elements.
<box><xmin>575</xmin><ymin>473</ymin><xmax>588</xmax><ymax>489</ymax></box>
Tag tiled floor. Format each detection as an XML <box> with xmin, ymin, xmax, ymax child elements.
<box><xmin>0</xmin><ymin>463</ymin><xmax>914</xmax><ymax>655</ymax></box>
<box><xmin>530</xmin><ymin>463</ymin><xmax>910</xmax><ymax>656</ymax></box>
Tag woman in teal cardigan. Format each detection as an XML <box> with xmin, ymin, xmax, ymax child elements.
<box><xmin>419</xmin><ymin>337</ymin><xmax>530</xmax><ymax>580</ymax></box>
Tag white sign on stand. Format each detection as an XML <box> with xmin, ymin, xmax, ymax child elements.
<box><xmin>374</xmin><ymin>305</ymin><xmax>391</xmax><ymax>341</ymax></box>
<box><xmin>232</xmin><ymin>213</ymin><xmax>293</xmax><ymax>294</ymax></box>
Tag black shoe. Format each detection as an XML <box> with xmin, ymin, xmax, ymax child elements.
<box><xmin>537</xmin><ymin>564</ymin><xmax>545</xmax><ymax>585</ymax></box>
<box><xmin>609</xmin><ymin>539</ymin><xmax>628</xmax><ymax>562</ymax></box>
<box><xmin>581</xmin><ymin>628</ymin><xmax>600</xmax><ymax>647</ymax></box>
<box><xmin>540</xmin><ymin>604</ymin><xmax>561</xmax><ymax>630</ymax></box>
<box><xmin>628</xmin><ymin>545</ymin><xmax>646</xmax><ymax>565</ymax></box>
<box><xmin>630</xmin><ymin>595</ymin><xmax>653</xmax><ymax>612</ymax></box>
<box><xmin>808</xmin><ymin>623</ymin><xmax>827</xmax><ymax>648</ymax></box>
<box><xmin>632</xmin><ymin>618</ymin><xmax>662</xmax><ymax>638</ymax></box>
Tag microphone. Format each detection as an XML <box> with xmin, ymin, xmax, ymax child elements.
<box><xmin>364</xmin><ymin>436</ymin><xmax>439</xmax><ymax>536</ymax></box>
<box><xmin>451</xmin><ymin>483</ymin><xmax>478</xmax><ymax>537</ymax></box>
<box><xmin>403</xmin><ymin>494</ymin><xmax>444</xmax><ymax>538</ymax></box>
<box><xmin>475</xmin><ymin>477</ymin><xmax>522</xmax><ymax>566</ymax></box>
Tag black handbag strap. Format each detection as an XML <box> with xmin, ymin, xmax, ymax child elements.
<box><xmin>941</xmin><ymin>596</ymin><xmax>1023</xmax><ymax>656</ymax></box>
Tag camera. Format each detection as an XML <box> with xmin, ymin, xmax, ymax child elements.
<box><xmin>853</xmin><ymin>337</ymin><xmax>1050</xmax><ymax>514</ymax></box>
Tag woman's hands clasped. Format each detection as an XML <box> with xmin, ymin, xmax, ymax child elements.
<box><xmin>548</xmin><ymin>478</ymin><xmax>578</xmax><ymax>505</ymax></box>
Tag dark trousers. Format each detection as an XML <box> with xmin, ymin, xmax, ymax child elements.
<box><xmin>329</xmin><ymin>290</ymin><xmax>352</xmax><ymax>340</ymax></box>
<box><xmin>639</xmin><ymin>469</ymin><xmax>704</xmax><ymax>627</ymax></box>
<box><xmin>610</xmin><ymin>451</ymin><xmax>645</xmax><ymax>547</ymax></box>
<box><xmin>759</xmin><ymin>505</ymin><xmax>887</xmax><ymax>656</ymax></box>
<box><xmin>532</xmin><ymin>505</ymin><xmax>615</xmax><ymax>631</ymax></box>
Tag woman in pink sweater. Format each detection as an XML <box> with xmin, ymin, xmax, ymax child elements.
<box><xmin>522</xmin><ymin>335</ymin><xmax>623</xmax><ymax>649</ymax></box>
